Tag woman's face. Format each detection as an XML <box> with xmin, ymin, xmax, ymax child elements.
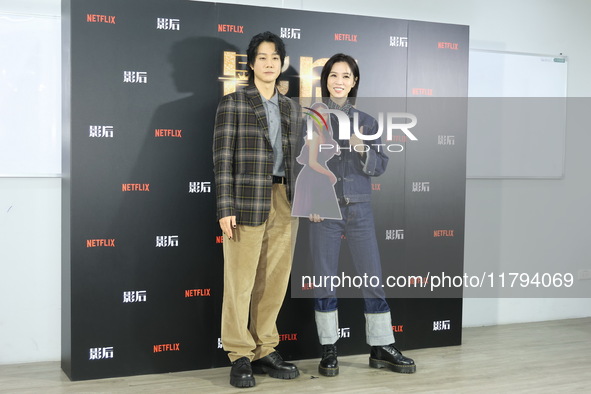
<box><xmin>326</xmin><ymin>61</ymin><xmax>356</xmax><ymax>101</ymax></box>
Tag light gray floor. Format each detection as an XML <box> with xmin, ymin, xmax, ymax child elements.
<box><xmin>1</xmin><ymin>317</ymin><xmax>590</xmax><ymax>393</ymax></box>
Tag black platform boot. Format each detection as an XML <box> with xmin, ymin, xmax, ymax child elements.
<box><xmin>369</xmin><ymin>344</ymin><xmax>416</xmax><ymax>373</ymax></box>
<box><xmin>318</xmin><ymin>344</ymin><xmax>339</xmax><ymax>377</ymax></box>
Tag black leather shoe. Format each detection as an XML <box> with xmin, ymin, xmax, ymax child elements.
<box><xmin>251</xmin><ymin>351</ymin><xmax>299</xmax><ymax>379</ymax></box>
<box><xmin>369</xmin><ymin>344</ymin><xmax>416</xmax><ymax>373</ymax></box>
<box><xmin>318</xmin><ymin>344</ymin><xmax>339</xmax><ymax>377</ymax></box>
<box><xmin>230</xmin><ymin>357</ymin><xmax>255</xmax><ymax>388</ymax></box>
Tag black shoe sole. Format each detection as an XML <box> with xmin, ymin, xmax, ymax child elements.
<box><xmin>318</xmin><ymin>365</ymin><xmax>339</xmax><ymax>377</ymax></box>
<box><xmin>252</xmin><ymin>365</ymin><xmax>299</xmax><ymax>379</ymax></box>
<box><xmin>369</xmin><ymin>357</ymin><xmax>416</xmax><ymax>374</ymax></box>
<box><xmin>230</xmin><ymin>376</ymin><xmax>256</xmax><ymax>388</ymax></box>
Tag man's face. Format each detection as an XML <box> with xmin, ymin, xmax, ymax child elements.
<box><xmin>250</xmin><ymin>41</ymin><xmax>281</xmax><ymax>85</ymax></box>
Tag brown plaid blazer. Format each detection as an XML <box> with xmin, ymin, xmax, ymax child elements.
<box><xmin>213</xmin><ymin>84</ymin><xmax>300</xmax><ymax>226</ymax></box>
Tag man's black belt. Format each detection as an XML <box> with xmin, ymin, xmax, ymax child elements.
<box><xmin>272</xmin><ymin>176</ymin><xmax>286</xmax><ymax>184</ymax></box>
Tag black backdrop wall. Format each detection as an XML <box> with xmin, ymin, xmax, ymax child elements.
<box><xmin>62</xmin><ymin>0</ymin><xmax>469</xmax><ymax>381</ymax></box>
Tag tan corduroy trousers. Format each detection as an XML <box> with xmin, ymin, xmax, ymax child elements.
<box><xmin>221</xmin><ymin>184</ymin><xmax>298</xmax><ymax>362</ymax></box>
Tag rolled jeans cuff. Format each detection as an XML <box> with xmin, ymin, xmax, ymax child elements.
<box><xmin>365</xmin><ymin>312</ymin><xmax>395</xmax><ymax>346</ymax></box>
<box><xmin>315</xmin><ymin>310</ymin><xmax>339</xmax><ymax>345</ymax></box>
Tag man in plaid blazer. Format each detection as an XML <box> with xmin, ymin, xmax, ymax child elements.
<box><xmin>213</xmin><ymin>31</ymin><xmax>300</xmax><ymax>388</ymax></box>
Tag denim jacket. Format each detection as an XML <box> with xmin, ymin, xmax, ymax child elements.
<box><xmin>327</xmin><ymin>107</ymin><xmax>389</xmax><ymax>204</ymax></box>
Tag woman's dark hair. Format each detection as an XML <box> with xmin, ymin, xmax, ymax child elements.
<box><xmin>320</xmin><ymin>53</ymin><xmax>360</xmax><ymax>100</ymax></box>
<box><xmin>246</xmin><ymin>31</ymin><xmax>286</xmax><ymax>84</ymax></box>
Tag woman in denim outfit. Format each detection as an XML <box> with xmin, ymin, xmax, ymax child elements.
<box><xmin>308</xmin><ymin>53</ymin><xmax>416</xmax><ymax>377</ymax></box>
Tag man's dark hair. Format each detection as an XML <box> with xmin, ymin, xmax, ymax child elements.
<box><xmin>246</xmin><ymin>31</ymin><xmax>286</xmax><ymax>84</ymax></box>
<box><xmin>320</xmin><ymin>53</ymin><xmax>360</xmax><ymax>100</ymax></box>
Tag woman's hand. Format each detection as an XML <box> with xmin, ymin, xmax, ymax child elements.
<box><xmin>309</xmin><ymin>213</ymin><xmax>324</xmax><ymax>222</ymax></box>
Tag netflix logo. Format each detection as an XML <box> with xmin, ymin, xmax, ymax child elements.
<box><xmin>86</xmin><ymin>239</ymin><xmax>115</xmax><ymax>247</ymax></box>
<box><xmin>122</xmin><ymin>183</ymin><xmax>150</xmax><ymax>192</ymax></box>
<box><xmin>86</xmin><ymin>14</ymin><xmax>115</xmax><ymax>24</ymax></box>
<box><xmin>155</xmin><ymin>129</ymin><xmax>182</xmax><ymax>138</ymax></box>
<box><xmin>433</xmin><ymin>230</ymin><xmax>454</xmax><ymax>237</ymax></box>
<box><xmin>153</xmin><ymin>343</ymin><xmax>180</xmax><ymax>353</ymax></box>
<box><xmin>218</xmin><ymin>24</ymin><xmax>244</xmax><ymax>33</ymax></box>
<box><xmin>185</xmin><ymin>289</ymin><xmax>211</xmax><ymax>297</ymax></box>
<box><xmin>438</xmin><ymin>42</ymin><xmax>459</xmax><ymax>50</ymax></box>
<box><xmin>335</xmin><ymin>33</ymin><xmax>357</xmax><ymax>42</ymax></box>
<box><xmin>411</xmin><ymin>88</ymin><xmax>433</xmax><ymax>96</ymax></box>
<box><xmin>279</xmin><ymin>333</ymin><xmax>298</xmax><ymax>341</ymax></box>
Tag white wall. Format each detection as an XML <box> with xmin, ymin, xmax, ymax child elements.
<box><xmin>0</xmin><ymin>0</ymin><xmax>61</xmax><ymax>365</ymax></box>
<box><xmin>1</xmin><ymin>0</ymin><xmax>590</xmax><ymax>365</ymax></box>
<box><xmin>0</xmin><ymin>178</ymin><xmax>61</xmax><ymax>364</ymax></box>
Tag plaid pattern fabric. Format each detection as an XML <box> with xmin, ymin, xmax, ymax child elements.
<box><xmin>213</xmin><ymin>85</ymin><xmax>300</xmax><ymax>226</ymax></box>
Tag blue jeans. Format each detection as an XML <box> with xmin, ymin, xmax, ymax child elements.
<box><xmin>310</xmin><ymin>201</ymin><xmax>390</xmax><ymax>314</ymax></box>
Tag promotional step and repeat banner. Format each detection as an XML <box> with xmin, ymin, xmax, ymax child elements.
<box><xmin>62</xmin><ymin>0</ymin><xmax>468</xmax><ymax>380</ymax></box>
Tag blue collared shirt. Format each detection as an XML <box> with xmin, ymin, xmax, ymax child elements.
<box><xmin>261</xmin><ymin>92</ymin><xmax>285</xmax><ymax>176</ymax></box>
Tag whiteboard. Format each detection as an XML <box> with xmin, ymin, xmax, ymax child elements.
<box><xmin>0</xmin><ymin>14</ymin><xmax>61</xmax><ymax>177</ymax></box>
<box><xmin>467</xmin><ymin>49</ymin><xmax>567</xmax><ymax>178</ymax></box>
